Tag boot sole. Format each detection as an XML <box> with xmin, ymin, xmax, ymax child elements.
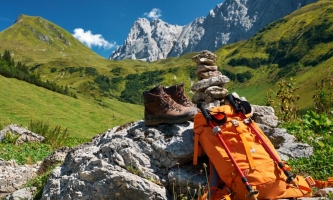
<box><xmin>144</xmin><ymin>115</ymin><xmax>195</xmax><ymax>126</ymax></box>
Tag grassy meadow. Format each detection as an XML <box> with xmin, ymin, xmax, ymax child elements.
<box><xmin>0</xmin><ymin>75</ymin><xmax>143</xmax><ymax>139</ymax></box>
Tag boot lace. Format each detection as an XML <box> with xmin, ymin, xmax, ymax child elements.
<box><xmin>160</xmin><ymin>93</ymin><xmax>183</xmax><ymax>111</ymax></box>
<box><xmin>176</xmin><ymin>91</ymin><xmax>195</xmax><ymax>107</ymax></box>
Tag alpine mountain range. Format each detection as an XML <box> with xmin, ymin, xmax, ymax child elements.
<box><xmin>109</xmin><ymin>0</ymin><xmax>317</xmax><ymax>62</ymax></box>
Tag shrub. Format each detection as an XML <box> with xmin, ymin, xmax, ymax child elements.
<box><xmin>50</xmin><ymin>67</ymin><xmax>57</xmax><ymax>73</ymax></box>
<box><xmin>228</xmin><ymin>57</ymin><xmax>268</xmax><ymax>69</ymax></box>
<box><xmin>85</xmin><ymin>67</ymin><xmax>98</xmax><ymax>76</ymax></box>
<box><xmin>3</xmin><ymin>131</ymin><xmax>20</xmax><ymax>144</ymax></box>
<box><xmin>28</xmin><ymin>120</ymin><xmax>70</xmax><ymax>148</ymax></box>
<box><xmin>111</xmin><ymin>67</ymin><xmax>122</xmax><ymax>76</ymax></box>
<box><xmin>94</xmin><ymin>75</ymin><xmax>111</xmax><ymax>92</ymax></box>
<box><xmin>284</xmin><ymin>111</ymin><xmax>333</xmax><ymax>180</ymax></box>
<box><xmin>313</xmin><ymin>74</ymin><xmax>333</xmax><ymax>115</ymax></box>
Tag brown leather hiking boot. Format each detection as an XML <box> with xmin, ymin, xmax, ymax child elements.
<box><xmin>163</xmin><ymin>82</ymin><xmax>196</xmax><ymax>108</ymax></box>
<box><xmin>143</xmin><ymin>86</ymin><xmax>198</xmax><ymax>126</ymax></box>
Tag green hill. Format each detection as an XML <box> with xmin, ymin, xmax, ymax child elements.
<box><xmin>0</xmin><ymin>14</ymin><xmax>150</xmax><ymax>98</ymax></box>
<box><xmin>214</xmin><ymin>0</ymin><xmax>333</xmax><ymax>111</ymax></box>
<box><xmin>0</xmin><ymin>14</ymin><xmax>108</xmax><ymax>66</ymax></box>
<box><xmin>0</xmin><ymin>74</ymin><xmax>143</xmax><ymax>139</ymax></box>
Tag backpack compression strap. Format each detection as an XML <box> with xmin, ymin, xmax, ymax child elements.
<box><xmin>315</xmin><ymin>177</ymin><xmax>333</xmax><ymax>188</ymax></box>
<box><xmin>229</xmin><ymin>118</ymin><xmax>256</xmax><ymax>170</ymax></box>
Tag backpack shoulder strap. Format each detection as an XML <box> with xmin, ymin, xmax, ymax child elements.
<box><xmin>193</xmin><ymin>132</ymin><xmax>202</xmax><ymax>165</ymax></box>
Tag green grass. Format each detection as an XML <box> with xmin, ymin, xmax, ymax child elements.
<box><xmin>0</xmin><ymin>119</ymin><xmax>91</xmax><ymax>166</ymax></box>
<box><xmin>0</xmin><ymin>142</ymin><xmax>52</xmax><ymax>165</ymax></box>
<box><xmin>0</xmin><ymin>75</ymin><xmax>143</xmax><ymax>139</ymax></box>
<box><xmin>282</xmin><ymin>111</ymin><xmax>333</xmax><ymax>180</ymax></box>
<box><xmin>24</xmin><ymin>165</ymin><xmax>56</xmax><ymax>200</ymax></box>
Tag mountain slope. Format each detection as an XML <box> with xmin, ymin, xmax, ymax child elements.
<box><xmin>0</xmin><ymin>14</ymin><xmax>107</xmax><ymax>67</ymax></box>
<box><xmin>213</xmin><ymin>0</ymin><xmax>333</xmax><ymax>110</ymax></box>
<box><xmin>0</xmin><ymin>14</ymin><xmax>152</xmax><ymax>98</ymax></box>
<box><xmin>0</xmin><ymin>15</ymin><xmax>146</xmax><ymax>137</ymax></box>
<box><xmin>110</xmin><ymin>0</ymin><xmax>317</xmax><ymax>62</ymax></box>
<box><xmin>110</xmin><ymin>0</ymin><xmax>333</xmax><ymax>112</ymax></box>
<box><xmin>0</xmin><ymin>75</ymin><xmax>143</xmax><ymax>139</ymax></box>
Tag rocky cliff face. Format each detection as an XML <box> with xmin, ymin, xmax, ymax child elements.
<box><xmin>110</xmin><ymin>18</ymin><xmax>183</xmax><ymax>62</ymax></box>
<box><xmin>109</xmin><ymin>0</ymin><xmax>317</xmax><ymax>62</ymax></box>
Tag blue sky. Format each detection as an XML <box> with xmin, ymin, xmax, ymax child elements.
<box><xmin>0</xmin><ymin>0</ymin><xmax>223</xmax><ymax>59</ymax></box>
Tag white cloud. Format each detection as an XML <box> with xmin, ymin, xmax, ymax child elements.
<box><xmin>0</xmin><ymin>17</ymin><xmax>13</xmax><ymax>22</ymax></box>
<box><xmin>72</xmin><ymin>28</ymin><xmax>116</xmax><ymax>49</ymax></box>
<box><xmin>144</xmin><ymin>8</ymin><xmax>162</xmax><ymax>19</ymax></box>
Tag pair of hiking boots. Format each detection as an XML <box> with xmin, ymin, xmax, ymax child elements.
<box><xmin>143</xmin><ymin>83</ymin><xmax>198</xmax><ymax>126</ymax></box>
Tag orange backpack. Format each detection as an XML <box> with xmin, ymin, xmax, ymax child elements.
<box><xmin>193</xmin><ymin>96</ymin><xmax>314</xmax><ymax>200</ymax></box>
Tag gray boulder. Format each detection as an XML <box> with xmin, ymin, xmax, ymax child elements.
<box><xmin>41</xmin><ymin>121</ymin><xmax>196</xmax><ymax>200</ymax></box>
<box><xmin>0</xmin><ymin>124</ymin><xmax>44</xmax><ymax>144</ymax></box>
<box><xmin>0</xmin><ymin>159</ymin><xmax>40</xmax><ymax>199</ymax></box>
<box><xmin>5</xmin><ymin>187</ymin><xmax>37</xmax><ymax>200</ymax></box>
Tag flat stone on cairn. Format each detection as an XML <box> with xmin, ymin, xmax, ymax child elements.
<box><xmin>192</xmin><ymin>50</ymin><xmax>218</xmax><ymax>66</ymax></box>
<box><xmin>191</xmin><ymin>50</ymin><xmax>229</xmax><ymax>109</ymax></box>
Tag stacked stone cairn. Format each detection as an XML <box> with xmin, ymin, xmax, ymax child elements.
<box><xmin>191</xmin><ymin>50</ymin><xmax>230</xmax><ymax>109</ymax></box>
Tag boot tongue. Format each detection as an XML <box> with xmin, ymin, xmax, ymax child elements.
<box><xmin>150</xmin><ymin>86</ymin><xmax>164</xmax><ymax>95</ymax></box>
<box><xmin>169</xmin><ymin>83</ymin><xmax>184</xmax><ymax>98</ymax></box>
<box><xmin>177</xmin><ymin>83</ymin><xmax>185</xmax><ymax>94</ymax></box>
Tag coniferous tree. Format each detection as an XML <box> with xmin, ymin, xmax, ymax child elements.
<box><xmin>2</xmin><ymin>50</ymin><xmax>11</xmax><ymax>64</ymax></box>
<box><xmin>64</xmin><ymin>85</ymin><xmax>69</xmax><ymax>95</ymax></box>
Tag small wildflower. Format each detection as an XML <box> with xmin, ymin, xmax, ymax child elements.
<box><xmin>200</xmin><ymin>169</ymin><xmax>203</xmax><ymax>174</ymax></box>
<box><xmin>203</xmin><ymin>163</ymin><xmax>207</xmax><ymax>168</ymax></box>
<box><xmin>315</xmin><ymin>136</ymin><xmax>323</xmax><ymax>143</ymax></box>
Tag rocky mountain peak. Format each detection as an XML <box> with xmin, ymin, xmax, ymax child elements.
<box><xmin>109</xmin><ymin>0</ymin><xmax>317</xmax><ymax>62</ymax></box>
<box><xmin>110</xmin><ymin>18</ymin><xmax>183</xmax><ymax>62</ymax></box>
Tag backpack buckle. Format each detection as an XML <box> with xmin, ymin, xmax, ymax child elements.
<box><xmin>213</xmin><ymin>126</ymin><xmax>221</xmax><ymax>135</ymax></box>
<box><xmin>231</xmin><ymin>119</ymin><xmax>239</xmax><ymax>127</ymax></box>
<box><xmin>243</xmin><ymin>118</ymin><xmax>252</xmax><ymax>125</ymax></box>
<box><xmin>305</xmin><ymin>176</ymin><xmax>316</xmax><ymax>187</ymax></box>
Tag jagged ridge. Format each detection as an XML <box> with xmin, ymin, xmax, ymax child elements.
<box><xmin>110</xmin><ymin>0</ymin><xmax>317</xmax><ymax>62</ymax></box>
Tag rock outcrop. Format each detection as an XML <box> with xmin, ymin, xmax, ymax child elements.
<box><xmin>0</xmin><ymin>159</ymin><xmax>40</xmax><ymax>199</ymax></box>
<box><xmin>0</xmin><ymin>124</ymin><xmax>45</xmax><ymax>144</ymax></box>
<box><xmin>39</xmin><ymin>119</ymin><xmax>312</xmax><ymax>199</ymax></box>
<box><xmin>1</xmin><ymin>113</ymin><xmax>313</xmax><ymax>199</ymax></box>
